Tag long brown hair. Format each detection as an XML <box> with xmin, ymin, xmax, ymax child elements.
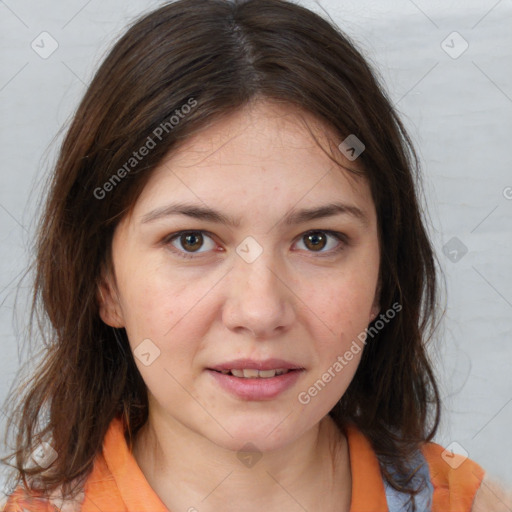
<box><xmin>2</xmin><ymin>0</ymin><xmax>442</xmax><ymax>506</ymax></box>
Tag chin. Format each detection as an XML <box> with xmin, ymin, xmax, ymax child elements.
<box><xmin>204</xmin><ymin>414</ymin><xmax>308</xmax><ymax>452</ymax></box>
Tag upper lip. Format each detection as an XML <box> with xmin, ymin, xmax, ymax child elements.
<box><xmin>208</xmin><ymin>358</ymin><xmax>304</xmax><ymax>371</ymax></box>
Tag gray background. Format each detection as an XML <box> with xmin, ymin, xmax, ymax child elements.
<box><xmin>1</xmin><ymin>0</ymin><xmax>511</xmax><ymax>497</ymax></box>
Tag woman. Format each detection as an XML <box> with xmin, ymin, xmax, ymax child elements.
<box><xmin>1</xmin><ymin>0</ymin><xmax>509</xmax><ymax>510</ymax></box>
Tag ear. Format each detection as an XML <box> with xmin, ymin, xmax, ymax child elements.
<box><xmin>369</xmin><ymin>279</ymin><xmax>381</xmax><ymax>323</ymax></box>
<box><xmin>96</xmin><ymin>266</ymin><xmax>125</xmax><ymax>328</ymax></box>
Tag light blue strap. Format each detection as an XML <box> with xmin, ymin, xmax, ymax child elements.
<box><xmin>381</xmin><ymin>449</ymin><xmax>434</xmax><ymax>511</ymax></box>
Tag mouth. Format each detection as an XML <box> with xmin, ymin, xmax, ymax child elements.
<box><xmin>209</xmin><ymin>368</ymin><xmax>296</xmax><ymax>379</ymax></box>
<box><xmin>205</xmin><ymin>366</ymin><xmax>305</xmax><ymax>400</ymax></box>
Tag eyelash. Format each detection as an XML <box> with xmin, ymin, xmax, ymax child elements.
<box><xmin>162</xmin><ymin>230</ymin><xmax>349</xmax><ymax>260</ymax></box>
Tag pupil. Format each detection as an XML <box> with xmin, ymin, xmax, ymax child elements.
<box><xmin>307</xmin><ymin>232</ymin><xmax>325</xmax><ymax>251</ymax></box>
<box><xmin>183</xmin><ymin>232</ymin><xmax>202</xmax><ymax>251</ymax></box>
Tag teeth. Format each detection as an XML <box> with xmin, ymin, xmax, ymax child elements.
<box><xmin>226</xmin><ymin>368</ymin><xmax>290</xmax><ymax>378</ymax></box>
<box><xmin>258</xmin><ymin>369</ymin><xmax>279</xmax><ymax>378</ymax></box>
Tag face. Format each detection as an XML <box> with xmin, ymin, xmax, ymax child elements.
<box><xmin>98</xmin><ymin>99</ymin><xmax>381</xmax><ymax>453</ymax></box>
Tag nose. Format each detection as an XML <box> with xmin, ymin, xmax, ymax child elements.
<box><xmin>222</xmin><ymin>251</ymin><xmax>296</xmax><ymax>339</ymax></box>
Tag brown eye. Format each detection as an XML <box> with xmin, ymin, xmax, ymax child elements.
<box><xmin>295</xmin><ymin>230</ymin><xmax>347</xmax><ymax>256</ymax></box>
<box><xmin>164</xmin><ymin>230</ymin><xmax>217</xmax><ymax>259</ymax></box>
<box><xmin>303</xmin><ymin>231</ymin><xmax>328</xmax><ymax>251</ymax></box>
<box><xmin>180</xmin><ymin>232</ymin><xmax>204</xmax><ymax>252</ymax></box>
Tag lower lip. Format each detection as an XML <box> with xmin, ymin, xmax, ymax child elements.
<box><xmin>206</xmin><ymin>369</ymin><xmax>304</xmax><ymax>400</ymax></box>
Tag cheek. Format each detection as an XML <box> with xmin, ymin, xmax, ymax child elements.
<box><xmin>117</xmin><ymin>264</ymin><xmax>217</xmax><ymax>367</ymax></box>
<box><xmin>119</xmin><ymin>274</ymin><xmax>204</xmax><ymax>401</ymax></box>
<box><xmin>298</xmin><ymin>279</ymin><xmax>370</xmax><ymax>408</ymax></box>
<box><xmin>117</xmin><ymin>257</ymin><xmax>197</xmax><ymax>334</ymax></box>
<box><xmin>307</xmin><ymin>270</ymin><xmax>377</xmax><ymax>337</ymax></box>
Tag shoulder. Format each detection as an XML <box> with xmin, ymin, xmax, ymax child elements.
<box><xmin>1</xmin><ymin>486</ymin><xmax>59</xmax><ymax>512</ymax></box>
<box><xmin>470</xmin><ymin>473</ymin><xmax>512</xmax><ymax>512</ymax></box>
<box><xmin>1</xmin><ymin>482</ymin><xmax>84</xmax><ymax>512</ymax></box>
<box><xmin>420</xmin><ymin>440</ymin><xmax>486</xmax><ymax>511</ymax></box>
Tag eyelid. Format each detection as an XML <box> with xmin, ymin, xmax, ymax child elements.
<box><xmin>162</xmin><ymin>229</ymin><xmax>348</xmax><ymax>259</ymax></box>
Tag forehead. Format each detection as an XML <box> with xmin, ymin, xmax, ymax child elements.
<box><xmin>161</xmin><ymin>99</ymin><xmax>360</xmax><ymax>174</ymax></box>
<box><xmin>130</xmin><ymin>99</ymin><xmax>375</xmax><ymax>225</ymax></box>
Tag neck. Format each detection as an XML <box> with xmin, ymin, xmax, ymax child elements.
<box><xmin>132</xmin><ymin>411</ymin><xmax>351</xmax><ymax>512</ymax></box>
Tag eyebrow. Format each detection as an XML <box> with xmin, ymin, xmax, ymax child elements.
<box><xmin>140</xmin><ymin>201</ymin><xmax>369</xmax><ymax>227</ymax></box>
